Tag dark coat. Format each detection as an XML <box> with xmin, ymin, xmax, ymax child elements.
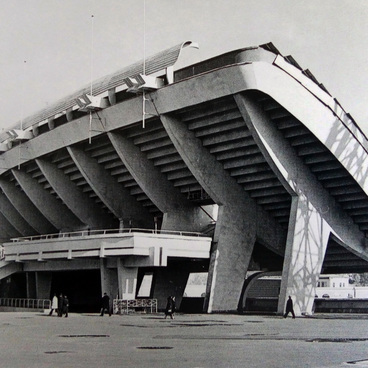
<box><xmin>286</xmin><ymin>298</ymin><xmax>293</xmax><ymax>311</ymax></box>
<box><xmin>101</xmin><ymin>294</ymin><xmax>110</xmax><ymax>308</ymax></box>
<box><xmin>165</xmin><ymin>297</ymin><xmax>176</xmax><ymax>315</ymax></box>
<box><xmin>63</xmin><ymin>297</ymin><xmax>69</xmax><ymax>313</ymax></box>
<box><xmin>58</xmin><ymin>295</ymin><xmax>63</xmax><ymax>310</ymax></box>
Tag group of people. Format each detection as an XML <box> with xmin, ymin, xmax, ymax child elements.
<box><xmin>49</xmin><ymin>293</ymin><xmax>69</xmax><ymax>317</ymax></box>
<box><xmin>49</xmin><ymin>292</ymin><xmax>292</xmax><ymax>319</ymax></box>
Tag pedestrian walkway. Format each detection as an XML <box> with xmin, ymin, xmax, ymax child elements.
<box><xmin>0</xmin><ymin>312</ymin><xmax>368</xmax><ymax>368</ymax></box>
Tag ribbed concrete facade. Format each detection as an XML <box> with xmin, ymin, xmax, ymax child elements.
<box><xmin>0</xmin><ymin>42</ymin><xmax>367</xmax><ymax>315</ymax></box>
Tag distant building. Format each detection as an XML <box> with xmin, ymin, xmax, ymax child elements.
<box><xmin>316</xmin><ymin>274</ymin><xmax>368</xmax><ymax>299</ymax></box>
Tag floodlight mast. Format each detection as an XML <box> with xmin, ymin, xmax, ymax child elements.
<box><xmin>143</xmin><ymin>0</ymin><xmax>146</xmax><ymax>128</ymax></box>
<box><xmin>90</xmin><ymin>14</ymin><xmax>94</xmax><ymax>143</ymax></box>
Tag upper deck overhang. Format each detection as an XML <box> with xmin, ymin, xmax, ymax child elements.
<box><xmin>1</xmin><ymin>52</ymin><xmax>366</xmax><ymax>184</ymax></box>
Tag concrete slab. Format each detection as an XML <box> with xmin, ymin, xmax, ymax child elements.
<box><xmin>1</xmin><ymin>312</ymin><xmax>368</xmax><ymax>368</ymax></box>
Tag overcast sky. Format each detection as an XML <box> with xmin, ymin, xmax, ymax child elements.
<box><xmin>1</xmin><ymin>0</ymin><xmax>367</xmax><ymax>133</ymax></box>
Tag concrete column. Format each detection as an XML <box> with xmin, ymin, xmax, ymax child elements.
<box><xmin>117</xmin><ymin>259</ymin><xmax>138</xmax><ymax>300</ymax></box>
<box><xmin>35</xmin><ymin>272</ymin><xmax>52</xmax><ymax>299</ymax></box>
<box><xmin>160</xmin><ymin>114</ymin><xmax>283</xmax><ymax>312</ymax></box>
<box><xmin>26</xmin><ymin>272</ymin><xmax>36</xmax><ymax>299</ymax></box>
<box><xmin>205</xmin><ymin>204</ymin><xmax>257</xmax><ymax>312</ymax></box>
<box><xmin>278</xmin><ymin>195</ymin><xmax>331</xmax><ymax>316</ymax></box>
<box><xmin>100</xmin><ymin>259</ymin><xmax>119</xmax><ymax>300</ymax></box>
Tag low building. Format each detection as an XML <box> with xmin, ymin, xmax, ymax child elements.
<box><xmin>316</xmin><ymin>274</ymin><xmax>368</xmax><ymax>299</ymax></box>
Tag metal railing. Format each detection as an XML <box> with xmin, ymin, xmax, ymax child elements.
<box><xmin>0</xmin><ymin>298</ymin><xmax>51</xmax><ymax>309</ymax></box>
<box><xmin>10</xmin><ymin>228</ymin><xmax>207</xmax><ymax>243</ymax></box>
<box><xmin>113</xmin><ymin>299</ymin><xmax>158</xmax><ymax>314</ymax></box>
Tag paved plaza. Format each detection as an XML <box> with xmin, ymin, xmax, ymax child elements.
<box><xmin>1</xmin><ymin>311</ymin><xmax>368</xmax><ymax>368</ymax></box>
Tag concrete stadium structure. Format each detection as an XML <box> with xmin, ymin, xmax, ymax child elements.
<box><xmin>0</xmin><ymin>41</ymin><xmax>367</xmax><ymax>316</ymax></box>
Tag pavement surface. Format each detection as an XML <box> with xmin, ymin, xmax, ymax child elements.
<box><xmin>1</xmin><ymin>311</ymin><xmax>368</xmax><ymax>368</ymax></box>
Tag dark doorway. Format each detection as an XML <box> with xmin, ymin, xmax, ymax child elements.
<box><xmin>0</xmin><ymin>273</ymin><xmax>27</xmax><ymax>298</ymax></box>
<box><xmin>50</xmin><ymin>270</ymin><xmax>101</xmax><ymax>313</ymax></box>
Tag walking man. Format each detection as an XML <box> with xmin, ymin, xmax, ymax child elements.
<box><xmin>57</xmin><ymin>293</ymin><xmax>63</xmax><ymax>317</ymax></box>
<box><xmin>283</xmin><ymin>295</ymin><xmax>296</xmax><ymax>319</ymax></box>
<box><xmin>100</xmin><ymin>293</ymin><xmax>111</xmax><ymax>316</ymax></box>
<box><xmin>63</xmin><ymin>295</ymin><xmax>69</xmax><ymax>318</ymax></box>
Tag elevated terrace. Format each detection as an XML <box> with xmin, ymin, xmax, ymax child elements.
<box><xmin>4</xmin><ymin>228</ymin><xmax>211</xmax><ymax>264</ymax></box>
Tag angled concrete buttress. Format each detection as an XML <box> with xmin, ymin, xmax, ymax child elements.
<box><xmin>0</xmin><ymin>178</ymin><xmax>56</xmax><ymax>234</ymax></box>
<box><xmin>235</xmin><ymin>93</ymin><xmax>368</xmax><ymax>315</ymax></box>
<box><xmin>0</xmin><ymin>193</ymin><xmax>36</xmax><ymax>236</ymax></box>
<box><xmin>108</xmin><ymin>131</ymin><xmax>206</xmax><ymax>232</ymax></box>
<box><xmin>0</xmin><ymin>261</ymin><xmax>22</xmax><ymax>281</ymax></box>
<box><xmin>12</xmin><ymin>168</ymin><xmax>83</xmax><ymax>231</ymax></box>
<box><xmin>36</xmin><ymin>158</ymin><xmax>111</xmax><ymax>230</ymax></box>
<box><xmin>0</xmin><ymin>212</ymin><xmax>21</xmax><ymax>239</ymax></box>
<box><xmin>67</xmin><ymin>146</ymin><xmax>152</xmax><ymax>228</ymax></box>
<box><xmin>160</xmin><ymin>113</ymin><xmax>285</xmax><ymax>312</ymax></box>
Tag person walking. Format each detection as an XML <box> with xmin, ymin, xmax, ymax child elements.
<box><xmin>164</xmin><ymin>296</ymin><xmax>176</xmax><ymax>319</ymax></box>
<box><xmin>49</xmin><ymin>294</ymin><xmax>58</xmax><ymax>316</ymax></box>
<box><xmin>100</xmin><ymin>293</ymin><xmax>111</xmax><ymax>316</ymax></box>
<box><xmin>57</xmin><ymin>293</ymin><xmax>64</xmax><ymax>317</ymax></box>
<box><xmin>283</xmin><ymin>295</ymin><xmax>295</xmax><ymax>319</ymax></box>
<box><xmin>63</xmin><ymin>295</ymin><xmax>69</xmax><ymax>318</ymax></box>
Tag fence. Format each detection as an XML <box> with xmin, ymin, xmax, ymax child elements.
<box><xmin>10</xmin><ymin>228</ymin><xmax>205</xmax><ymax>243</ymax></box>
<box><xmin>113</xmin><ymin>299</ymin><xmax>158</xmax><ymax>314</ymax></box>
<box><xmin>0</xmin><ymin>298</ymin><xmax>51</xmax><ymax>309</ymax></box>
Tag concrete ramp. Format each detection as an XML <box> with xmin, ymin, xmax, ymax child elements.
<box><xmin>0</xmin><ymin>261</ymin><xmax>22</xmax><ymax>280</ymax></box>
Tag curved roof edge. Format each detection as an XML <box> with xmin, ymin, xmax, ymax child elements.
<box><xmin>2</xmin><ymin>41</ymin><xmax>366</xmax><ymax>153</ymax></box>
<box><xmin>1</xmin><ymin>41</ymin><xmax>199</xmax><ymax>142</ymax></box>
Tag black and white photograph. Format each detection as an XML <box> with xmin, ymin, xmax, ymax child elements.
<box><xmin>0</xmin><ymin>1</ymin><xmax>368</xmax><ymax>367</ymax></box>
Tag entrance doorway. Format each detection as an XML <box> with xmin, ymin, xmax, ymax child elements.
<box><xmin>50</xmin><ymin>270</ymin><xmax>101</xmax><ymax>313</ymax></box>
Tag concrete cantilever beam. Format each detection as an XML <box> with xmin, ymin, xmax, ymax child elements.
<box><xmin>235</xmin><ymin>94</ymin><xmax>366</xmax><ymax>255</ymax></box>
<box><xmin>108</xmin><ymin>131</ymin><xmax>206</xmax><ymax>232</ymax></box>
<box><xmin>235</xmin><ymin>61</ymin><xmax>368</xmax><ymax>195</ymax></box>
<box><xmin>0</xmin><ymin>178</ymin><xmax>56</xmax><ymax>234</ymax></box>
<box><xmin>36</xmin><ymin>158</ymin><xmax>111</xmax><ymax>230</ymax></box>
<box><xmin>67</xmin><ymin>146</ymin><xmax>153</xmax><ymax>228</ymax></box>
<box><xmin>0</xmin><ymin>193</ymin><xmax>36</xmax><ymax>236</ymax></box>
<box><xmin>234</xmin><ymin>93</ymin><xmax>366</xmax><ymax>316</ymax></box>
<box><xmin>0</xmin><ymin>212</ymin><xmax>21</xmax><ymax>239</ymax></box>
<box><xmin>12</xmin><ymin>168</ymin><xmax>83</xmax><ymax>231</ymax></box>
